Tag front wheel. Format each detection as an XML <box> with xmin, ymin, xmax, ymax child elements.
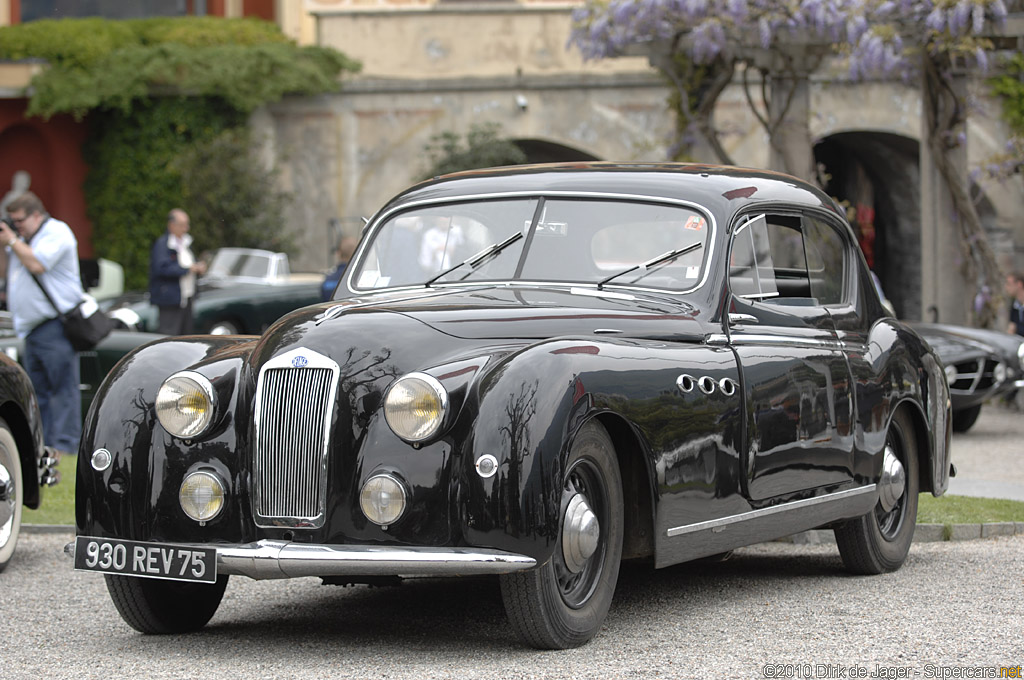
<box><xmin>105</xmin><ymin>574</ymin><xmax>229</xmax><ymax>634</ymax></box>
<box><xmin>500</xmin><ymin>420</ymin><xmax>623</xmax><ymax>649</ymax></box>
<box><xmin>835</xmin><ymin>409</ymin><xmax>919</xmax><ymax>574</ymax></box>
<box><xmin>0</xmin><ymin>420</ymin><xmax>24</xmax><ymax>573</ymax></box>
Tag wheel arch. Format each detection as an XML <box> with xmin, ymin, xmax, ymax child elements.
<box><xmin>595</xmin><ymin>412</ymin><xmax>655</xmax><ymax>561</ymax></box>
<box><xmin>891</xmin><ymin>397</ymin><xmax>942</xmax><ymax>496</ymax></box>
<box><xmin>0</xmin><ymin>403</ymin><xmax>41</xmax><ymax>510</ymax></box>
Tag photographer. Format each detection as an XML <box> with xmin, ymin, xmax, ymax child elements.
<box><xmin>1</xmin><ymin>191</ymin><xmax>83</xmax><ymax>457</ymax></box>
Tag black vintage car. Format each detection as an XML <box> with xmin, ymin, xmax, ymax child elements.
<box><xmin>0</xmin><ymin>352</ymin><xmax>59</xmax><ymax>572</ymax></box>
<box><xmin>911</xmin><ymin>322</ymin><xmax>1024</xmax><ymax>432</ymax></box>
<box><xmin>70</xmin><ymin>163</ymin><xmax>951</xmax><ymax>649</ymax></box>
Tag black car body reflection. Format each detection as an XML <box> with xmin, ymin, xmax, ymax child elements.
<box><xmin>0</xmin><ymin>353</ymin><xmax>58</xmax><ymax>572</ymax></box>
<box><xmin>72</xmin><ymin>163</ymin><xmax>951</xmax><ymax>649</ymax></box>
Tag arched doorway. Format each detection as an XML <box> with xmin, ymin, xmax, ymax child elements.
<box><xmin>512</xmin><ymin>139</ymin><xmax>600</xmax><ymax>164</ymax></box>
<box><xmin>815</xmin><ymin>131</ymin><xmax>1000</xmax><ymax>322</ymax></box>
<box><xmin>815</xmin><ymin>132</ymin><xmax>922</xmax><ymax>319</ymax></box>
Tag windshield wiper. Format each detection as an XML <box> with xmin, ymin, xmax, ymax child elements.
<box><xmin>596</xmin><ymin>242</ymin><xmax>704</xmax><ymax>290</ymax></box>
<box><xmin>424</xmin><ymin>231</ymin><xmax>524</xmax><ymax>286</ymax></box>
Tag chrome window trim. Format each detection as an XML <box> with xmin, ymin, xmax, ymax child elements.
<box><xmin>727</xmin><ymin>334</ymin><xmax>846</xmax><ymax>351</ymax></box>
<box><xmin>666</xmin><ymin>485</ymin><xmax>877</xmax><ymax>538</ymax></box>
<box><xmin>346</xmin><ymin>190</ymin><xmax>718</xmax><ymax>297</ymax></box>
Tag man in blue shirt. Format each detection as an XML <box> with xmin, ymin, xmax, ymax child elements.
<box><xmin>149</xmin><ymin>209</ymin><xmax>206</xmax><ymax>334</ymax></box>
<box><xmin>0</xmin><ymin>192</ymin><xmax>83</xmax><ymax>456</ymax></box>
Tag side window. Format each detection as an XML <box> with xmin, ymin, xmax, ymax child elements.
<box><xmin>729</xmin><ymin>215</ymin><xmax>780</xmax><ymax>300</ymax></box>
<box><xmin>803</xmin><ymin>216</ymin><xmax>847</xmax><ymax>306</ymax></box>
<box><xmin>729</xmin><ymin>213</ymin><xmax>847</xmax><ymax>306</ymax></box>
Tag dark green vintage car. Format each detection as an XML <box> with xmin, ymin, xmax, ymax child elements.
<box><xmin>0</xmin><ymin>312</ymin><xmax>163</xmax><ymax>421</ymax></box>
<box><xmin>105</xmin><ymin>248</ymin><xmax>324</xmax><ymax>335</ymax></box>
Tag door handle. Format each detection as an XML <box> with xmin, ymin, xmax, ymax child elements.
<box><xmin>728</xmin><ymin>313</ymin><xmax>759</xmax><ymax>325</ymax></box>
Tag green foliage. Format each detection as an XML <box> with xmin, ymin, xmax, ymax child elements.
<box><xmin>990</xmin><ymin>54</ymin><xmax>1024</xmax><ymax>135</ymax></box>
<box><xmin>0</xmin><ymin>16</ymin><xmax>361</xmax><ymax>287</ymax></box>
<box><xmin>83</xmin><ymin>99</ymin><xmax>244</xmax><ymax>290</ymax></box>
<box><xmin>0</xmin><ymin>17</ymin><xmax>138</xmax><ymax>68</ymax></box>
<box><xmin>172</xmin><ymin>128</ymin><xmax>292</xmax><ymax>257</ymax></box>
<box><xmin>420</xmin><ymin>123</ymin><xmax>528</xmax><ymax>180</ymax></box>
<box><xmin>0</xmin><ymin>16</ymin><xmax>288</xmax><ymax>68</ymax></box>
<box><xmin>29</xmin><ymin>42</ymin><xmax>359</xmax><ymax>120</ymax></box>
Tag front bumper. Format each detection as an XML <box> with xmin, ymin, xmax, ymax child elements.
<box><xmin>66</xmin><ymin>539</ymin><xmax>537</xmax><ymax>580</ymax></box>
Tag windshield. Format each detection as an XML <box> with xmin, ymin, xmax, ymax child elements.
<box><xmin>205</xmin><ymin>249</ymin><xmax>282</xmax><ymax>281</ymax></box>
<box><xmin>350</xmin><ymin>197</ymin><xmax>712</xmax><ymax>292</ymax></box>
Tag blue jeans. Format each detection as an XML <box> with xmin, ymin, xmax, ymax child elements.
<box><xmin>24</xmin><ymin>318</ymin><xmax>81</xmax><ymax>453</ymax></box>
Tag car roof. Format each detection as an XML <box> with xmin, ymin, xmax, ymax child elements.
<box><xmin>381</xmin><ymin>162</ymin><xmax>842</xmax><ymax>221</ymax></box>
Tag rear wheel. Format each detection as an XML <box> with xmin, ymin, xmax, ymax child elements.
<box><xmin>500</xmin><ymin>420</ymin><xmax>623</xmax><ymax>649</ymax></box>
<box><xmin>835</xmin><ymin>409</ymin><xmax>919</xmax><ymax>574</ymax></box>
<box><xmin>105</xmin><ymin>574</ymin><xmax>229</xmax><ymax>634</ymax></box>
<box><xmin>0</xmin><ymin>421</ymin><xmax>24</xmax><ymax>573</ymax></box>
<box><xmin>950</xmin><ymin>404</ymin><xmax>982</xmax><ymax>433</ymax></box>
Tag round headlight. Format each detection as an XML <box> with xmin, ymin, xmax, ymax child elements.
<box><xmin>383</xmin><ymin>373</ymin><xmax>448</xmax><ymax>442</ymax></box>
<box><xmin>156</xmin><ymin>371</ymin><xmax>215</xmax><ymax>439</ymax></box>
<box><xmin>359</xmin><ymin>473</ymin><xmax>407</xmax><ymax>526</ymax></box>
<box><xmin>994</xmin><ymin>362</ymin><xmax>1008</xmax><ymax>384</ymax></box>
<box><xmin>1017</xmin><ymin>342</ymin><xmax>1024</xmax><ymax>371</ymax></box>
<box><xmin>179</xmin><ymin>471</ymin><xmax>225</xmax><ymax>522</ymax></box>
<box><xmin>943</xmin><ymin>364</ymin><xmax>958</xmax><ymax>385</ymax></box>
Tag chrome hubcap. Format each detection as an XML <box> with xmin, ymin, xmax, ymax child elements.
<box><xmin>562</xmin><ymin>493</ymin><xmax>600</xmax><ymax>574</ymax></box>
<box><xmin>878</xmin><ymin>444</ymin><xmax>906</xmax><ymax>512</ymax></box>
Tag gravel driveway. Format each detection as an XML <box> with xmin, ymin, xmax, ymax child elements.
<box><xmin>3</xmin><ymin>531</ymin><xmax>1022</xmax><ymax>680</ymax></box>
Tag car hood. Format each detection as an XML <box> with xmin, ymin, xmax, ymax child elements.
<box><xmin>912</xmin><ymin>322</ymin><xmax>1024</xmax><ymax>366</ymax></box>
<box><xmin>326</xmin><ymin>285</ymin><xmax>709</xmax><ymax>341</ymax></box>
<box><xmin>248</xmin><ymin>285</ymin><xmax>711</xmax><ymax>372</ymax></box>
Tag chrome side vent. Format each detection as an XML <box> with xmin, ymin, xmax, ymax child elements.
<box><xmin>252</xmin><ymin>348</ymin><xmax>340</xmax><ymax>528</ymax></box>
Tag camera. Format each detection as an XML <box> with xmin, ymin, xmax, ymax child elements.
<box><xmin>1</xmin><ymin>217</ymin><xmax>13</xmax><ymax>229</ymax></box>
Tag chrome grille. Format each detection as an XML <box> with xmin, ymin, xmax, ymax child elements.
<box><xmin>253</xmin><ymin>349</ymin><xmax>339</xmax><ymax>528</ymax></box>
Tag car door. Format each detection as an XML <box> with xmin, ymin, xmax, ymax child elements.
<box><xmin>727</xmin><ymin>212</ymin><xmax>856</xmax><ymax>500</ymax></box>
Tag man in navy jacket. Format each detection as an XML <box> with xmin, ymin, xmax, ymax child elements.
<box><xmin>149</xmin><ymin>209</ymin><xmax>206</xmax><ymax>334</ymax></box>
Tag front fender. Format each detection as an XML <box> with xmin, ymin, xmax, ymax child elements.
<box><xmin>75</xmin><ymin>335</ymin><xmax>259</xmax><ymax>541</ymax></box>
<box><xmin>458</xmin><ymin>337</ymin><xmax>741</xmax><ymax>566</ymax></box>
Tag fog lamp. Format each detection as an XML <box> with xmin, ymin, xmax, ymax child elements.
<box><xmin>156</xmin><ymin>371</ymin><xmax>215</xmax><ymax>439</ymax></box>
<box><xmin>359</xmin><ymin>473</ymin><xmax>407</xmax><ymax>526</ymax></box>
<box><xmin>383</xmin><ymin>373</ymin><xmax>448</xmax><ymax>442</ymax></box>
<box><xmin>943</xmin><ymin>364</ymin><xmax>957</xmax><ymax>385</ymax></box>
<box><xmin>179</xmin><ymin>471</ymin><xmax>226</xmax><ymax>522</ymax></box>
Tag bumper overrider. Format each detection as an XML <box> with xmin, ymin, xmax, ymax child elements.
<box><xmin>66</xmin><ymin>538</ymin><xmax>537</xmax><ymax>580</ymax></box>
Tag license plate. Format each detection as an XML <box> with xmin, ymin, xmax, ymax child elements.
<box><xmin>74</xmin><ymin>536</ymin><xmax>217</xmax><ymax>583</ymax></box>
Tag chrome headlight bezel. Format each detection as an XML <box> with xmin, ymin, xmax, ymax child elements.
<box><xmin>359</xmin><ymin>472</ymin><xmax>408</xmax><ymax>526</ymax></box>
<box><xmin>383</xmin><ymin>372</ymin><xmax>449</xmax><ymax>443</ymax></box>
<box><xmin>155</xmin><ymin>370</ymin><xmax>217</xmax><ymax>439</ymax></box>
<box><xmin>179</xmin><ymin>470</ymin><xmax>226</xmax><ymax>523</ymax></box>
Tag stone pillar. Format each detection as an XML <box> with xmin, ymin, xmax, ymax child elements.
<box><xmin>919</xmin><ymin>69</ymin><xmax>969</xmax><ymax>325</ymax></box>
<box><xmin>768</xmin><ymin>69</ymin><xmax>816</xmax><ymax>183</ymax></box>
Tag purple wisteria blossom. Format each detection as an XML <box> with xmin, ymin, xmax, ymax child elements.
<box><xmin>569</xmin><ymin>0</ymin><xmax>1008</xmax><ymax>80</ymax></box>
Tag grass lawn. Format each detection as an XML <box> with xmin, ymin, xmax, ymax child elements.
<box><xmin>23</xmin><ymin>453</ymin><xmax>76</xmax><ymax>526</ymax></box>
<box><xmin>23</xmin><ymin>455</ymin><xmax>1024</xmax><ymax>529</ymax></box>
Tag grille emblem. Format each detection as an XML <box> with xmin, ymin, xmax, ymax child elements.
<box><xmin>292</xmin><ymin>355</ymin><xmax>309</xmax><ymax>368</ymax></box>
